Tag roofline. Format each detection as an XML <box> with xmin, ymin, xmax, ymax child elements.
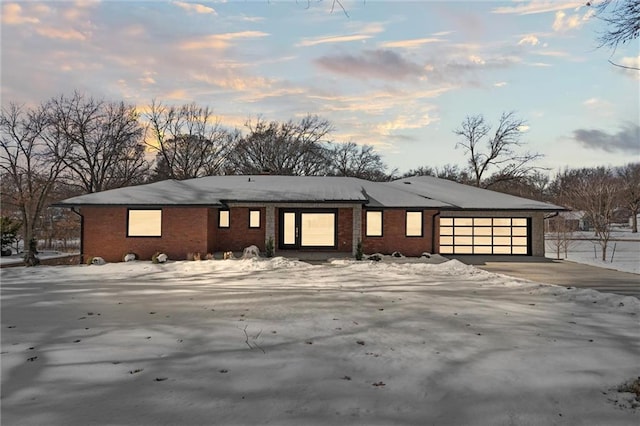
<box><xmin>439</xmin><ymin>207</ymin><xmax>567</xmax><ymax>212</ymax></box>
<box><xmin>51</xmin><ymin>203</ymin><xmax>225</xmax><ymax>208</ymax></box>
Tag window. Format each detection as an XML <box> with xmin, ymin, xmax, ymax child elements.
<box><xmin>249</xmin><ymin>210</ymin><xmax>261</xmax><ymax>228</ymax></box>
<box><xmin>366</xmin><ymin>211</ymin><xmax>383</xmax><ymax>237</ymax></box>
<box><xmin>406</xmin><ymin>211</ymin><xmax>423</xmax><ymax>237</ymax></box>
<box><xmin>300</xmin><ymin>213</ymin><xmax>335</xmax><ymax>247</ymax></box>
<box><xmin>128</xmin><ymin>209</ymin><xmax>161</xmax><ymax>237</ymax></box>
<box><xmin>219</xmin><ymin>210</ymin><xmax>230</xmax><ymax>228</ymax></box>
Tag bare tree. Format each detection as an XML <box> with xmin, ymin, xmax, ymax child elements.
<box><xmin>401</xmin><ymin>164</ymin><xmax>471</xmax><ymax>183</ymax></box>
<box><xmin>226</xmin><ymin>115</ymin><xmax>332</xmax><ymax>176</ymax></box>
<box><xmin>488</xmin><ymin>170</ymin><xmax>551</xmax><ymax>201</ymax></box>
<box><xmin>146</xmin><ymin>101</ymin><xmax>233</xmax><ymax>180</ymax></box>
<box><xmin>454</xmin><ymin>111</ymin><xmax>543</xmax><ymax>188</ymax></box>
<box><xmin>0</xmin><ymin>103</ymin><xmax>69</xmax><ymax>265</ymax></box>
<box><xmin>330</xmin><ymin>142</ymin><xmax>392</xmax><ymax>181</ymax></box>
<box><xmin>616</xmin><ymin>162</ymin><xmax>640</xmax><ymax>232</ymax></box>
<box><xmin>546</xmin><ymin>214</ymin><xmax>576</xmax><ymax>260</ymax></box>
<box><xmin>589</xmin><ymin>0</ymin><xmax>640</xmax><ymax>69</ymax></box>
<box><xmin>49</xmin><ymin>92</ymin><xmax>148</xmax><ymax>193</ymax></box>
<box><xmin>554</xmin><ymin>167</ymin><xmax>620</xmax><ymax>261</ymax></box>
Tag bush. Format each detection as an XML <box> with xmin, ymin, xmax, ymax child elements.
<box><xmin>355</xmin><ymin>240</ymin><xmax>363</xmax><ymax>261</ymax></box>
<box><xmin>265</xmin><ymin>237</ymin><xmax>274</xmax><ymax>258</ymax></box>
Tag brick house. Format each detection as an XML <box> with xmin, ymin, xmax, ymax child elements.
<box><xmin>56</xmin><ymin>175</ymin><xmax>563</xmax><ymax>262</ymax></box>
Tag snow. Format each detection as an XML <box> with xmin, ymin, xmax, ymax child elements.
<box><xmin>546</xmin><ymin>229</ymin><xmax>640</xmax><ymax>274</ymax></box>
<box><xmin>55</xmin><ymin>175</ymin><xmax>561</xmax><ymax>210</ymax></box>
<box><xmin>2</xmin><ymin>258</ymin><xmax>639</xmax><ymax>425</ymax></box>
<box><xmin>394</xmin><ymin>176</ymin><xmax>564</xmax><ymax>210</ymax></box>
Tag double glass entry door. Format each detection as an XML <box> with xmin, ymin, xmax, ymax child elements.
<box><xmin>279</xmin><ymin>210</ymin><xmax>337</xmax><ymax>249</ymax></box>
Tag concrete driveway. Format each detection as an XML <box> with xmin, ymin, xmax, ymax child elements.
<box><xmin>451</xmin><ymin>256</ymin><xmax>640</xmax><ymax>298</ymax></box>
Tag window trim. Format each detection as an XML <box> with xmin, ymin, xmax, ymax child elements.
<box><xmin>365</xmin><ymin>210</ymin><xmax>383</xmax><ymax>237</ymax></box>
<box><xmin>218</xmin><ymin>209</ymin><xmax>230</xmax><ymax>228</ymax></box>
<box><xmin>127</xmin><ymin>209</ymin><xmax>162</xmax><ymax>238</ymax></box>
<box><xmin>249</xmin><ymin>209</ymin><xmax>261</xmax><ymax>229</ymax></box>
<box><xmin>405</xmin><ymin>211</ymin><xmax>423</xmax><ymax>237</ymax></box>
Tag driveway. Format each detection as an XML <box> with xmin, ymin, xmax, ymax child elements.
<box><xmin>450</xmin><ymin>256</ymin><xmax>640</xmax><ymax>298</ymax></box>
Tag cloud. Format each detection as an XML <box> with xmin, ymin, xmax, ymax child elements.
<box><xmin>492</xmin><ymin>1</ymin><xmax>584</xmax><ymax>15</ymax></box>
<box><xmin>173</xmin><ymin>1</ymin><xmax>217</xmax><ymax>15</ymax></box>
<box><xmin>552</xmin><ymin>9</ymin><xmax>594</xmax><ymax>32</ymax></box>
<box><xmin>573</xmin><ymin>123</ymin><xmax>640</xmax><ymax>153</ymax></box>
<box><xmin>494</xmin><ymin>82</ymin><xmax>508</xmax><ymax>87</ymax></box>
<box><xmin>379</xmin><ymin>37</ymin><xmax>443</xmax><ymax>49</ymax></box>
<box><xmin>314</xmin><ymin>49</ymin><xmax>424</xmax><ymax>81</ymax></box>
<box><xmin>180</xmin><ymin>31</ymin><xmax>269</xmax><ymax>50</ymax></box>
<box><xmin>533</xmin><ymin>49</ymin><xmax>570</xmax><ymax>57</ymax></box>
<box><xmin>613</xmin><ymin>56</ymin><xmax>640</xmax><ymax>80</ymax></box>
<box><xmin>298</xmin><ymin>22</ymin><xmax>384</xmax><ymax>47</ymax></box>
<box><xmin>2</xmin><ymin>3</ymin><xmax>40</xmax><ymax>24</ymax></box>
<box><xmin>518</xmin><ymin>35</ymin><xmax>540</xmax><ymax>46</ymax></box>
<box><xmin>297</xmin><ymin>34</ymin><xmax>372</xmax><ymax>47</ymax></box>
<box><xmin>36</xmin><ymin>26</ymin><xmax>87</xmax><ymax>41</ymax></box>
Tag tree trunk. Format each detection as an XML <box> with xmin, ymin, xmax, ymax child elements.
<box><xmin>601</xmin><ymin>243</ymin><xmax>607</xmax><ymax>262</ymax></box>
<box><xmin>21</xmin><ymin>220</ymin><xmax>40</xmax><ymax>267</ymax></box>
<box><xmin>632</xmin><ymin>213</ymin><xmax>638</xmax><ymax>233</ymax></box>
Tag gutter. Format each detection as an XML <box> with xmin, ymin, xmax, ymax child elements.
<box><xmin>432</xmin><ymin>210</ymin><xmax>441</xmax><ymax>255</ymax></box>
<box><xmin>71</xmin><ymin>207</ymin><xmax>84</xmax><ymax>264</ymax></box>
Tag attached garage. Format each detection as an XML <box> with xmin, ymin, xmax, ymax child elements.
<box><xmin>439</xmin><ymin>217</ymin><xmax>530</xmax><ymax>255</ymax></box>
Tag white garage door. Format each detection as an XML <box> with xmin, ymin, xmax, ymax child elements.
<box><xmin>439</xmin><ymin>217</ymin><xmax>530</xmax><ymax>255</ymax></box>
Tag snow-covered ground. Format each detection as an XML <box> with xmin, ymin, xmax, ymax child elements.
<box><xmin>546</xmin><ymin>229</ymin><xmax>640</xmax><ymax>274</ymax></box>
<box><xmin>2</xmin><ymin>258</ymin><xmax>639</xmax><ymax>425</ymax></box>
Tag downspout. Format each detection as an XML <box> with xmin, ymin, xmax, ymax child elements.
<box><xmin>543</xmin><ymin>211</ymin><xmax>560</xmax><ymax>233</ymax></box>
<box><xmin>432</xmin><ymin>210</ymin><xmax>441</xmax><ymax>255</ymax></box>
<box><xmin>71</xmin><ymin>207</ymin><xmax>84</xmax><ymax>264</ymax></box>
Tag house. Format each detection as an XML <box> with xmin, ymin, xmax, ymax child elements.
<box><xmin>55</xmin><ymin>175</ymin><xmax>564</xmax><ymax>262</ymax></box>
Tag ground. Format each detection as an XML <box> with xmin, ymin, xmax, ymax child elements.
<box><xmin>1</xmin><ymin>258</ymin><xmax>639</xmax><ymax>425</ymax></box>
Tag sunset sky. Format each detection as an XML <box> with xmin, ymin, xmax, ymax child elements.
<box><xmin>2</xmin><ymin>0</ymin><xmax>638</xmax><ymax>175</ymax></box>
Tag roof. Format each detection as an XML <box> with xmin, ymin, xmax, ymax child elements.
<box><xmin>392</xmin><ymin>176</ymin><xmax>564</xmax><ymax>211</ymax></box>
<box><xmin>56</xmin><ymin>175</ymin><xmax>563</xmax><ymax>211</ymax></box>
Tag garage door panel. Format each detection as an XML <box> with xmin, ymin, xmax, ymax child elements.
<box><xmin>439</xmin><ymin>217</ymin><xmax>530</xmax><ymax>255</ymax></box>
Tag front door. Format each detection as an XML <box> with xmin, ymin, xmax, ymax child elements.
<box><xmin>279</xmin><ymin>209</ymin><xmax>337</xmax><ymax>249</ymax></box>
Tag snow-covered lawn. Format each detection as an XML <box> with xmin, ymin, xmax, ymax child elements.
<box><xmin>2</xmin><ymin>258</ymin><xmax>639</xmax><ymax>425</ymax></box>
<box><xmin>546</xmin><ymin>229</ymin><xmax>640</xmax><ymax>274</ymax></box>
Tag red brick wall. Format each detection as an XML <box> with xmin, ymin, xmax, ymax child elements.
<box><xmin>81</xmin><ymin>206</ymin><xmax>210</xmax><ymax>262</ymax></box>
<box><xmin>337</xmin><ymin>208</ymin><xmax>353</xmax><ymax>252</ymax></box>
<box><xmin>212</xmin><ymin>207</ymin><xmax>266</xmax><ymax>252</ymax></box>
<box><xmin>362</xmin><ymin>209</ymin><xmax>437</xmax><ymax>256</ymax></box>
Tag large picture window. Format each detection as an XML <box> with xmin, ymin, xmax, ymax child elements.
<box><xmin>406</xmin><ymin>211</ymin><xmax>423</xmax><ymax>237</ymax></box>
<box><xmin>439</xmin><ymin>217</ymin><xmax>529</xmax><ymax>255</ymax></box>
<box><xmin>128</xmin><ymin>209</ymin><xmax>162</xmax><ymax>237</ymax></box>
<box><xmin>301</xmin><ymin>213</ymin><xmax>335</xmax><ymax>247</ymax></box>
<box><xmin>366</xmin><ymin>211</ymin><xmax>383</xmax><ymax>237</ymax></box>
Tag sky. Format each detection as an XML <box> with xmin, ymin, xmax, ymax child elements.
<box><xmin>1</xmin><ymin>0</ymin><xmax>639</xmax><ymax>175</ymax></box>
